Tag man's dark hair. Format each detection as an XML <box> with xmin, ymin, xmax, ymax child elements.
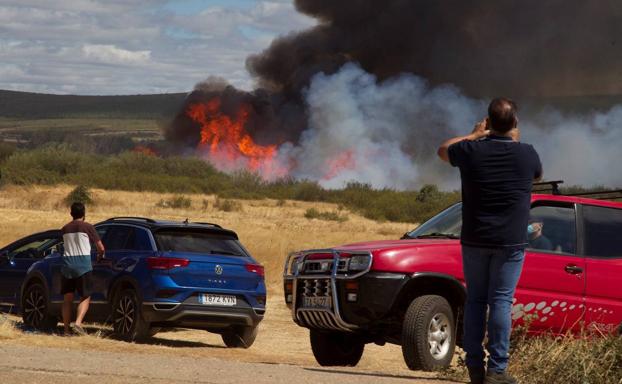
<box><xmin>488</xmin><ymin>98</ymin><xmax>518</xmax><ymax>133</ymax></box>
<box><xmin>70</xmin><ymin>202</ymin><xmax>86</xmax><ymax>220</ymax></box>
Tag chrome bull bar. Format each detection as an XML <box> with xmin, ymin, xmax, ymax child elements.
<box><xmin>283</xmin><ymin>248</ymin><xmax>373</xmax><ymax>332</ymax></box>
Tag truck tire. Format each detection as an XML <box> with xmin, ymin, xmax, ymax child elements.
<box><xmin>222</xmin><ymin>325</ymin><xmax>258</xmax><ymax>348</ymax></box>
<box><xmin>112</xmin><ymin>289</ymin><xmax>151</xmax><ymax>341</ymax></box>
<box><xmin>402</xmin><ymin>295</ymin><xmax>455</xmax><ymax>371</ymax></box>
<box><xmin>21</xmin><ymin>282</ymin><xmax>57</xmax><ymax>331</ymax></box>
<box><xmin>310</xmin><ymin>329</ymin><xmax>365</xmax><ymax>367</ymax></box>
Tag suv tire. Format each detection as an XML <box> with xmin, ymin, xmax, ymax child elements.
<box><xmin>112</xmin><ymin>289</ymin><xmax>151</xmax><ymax>341</ymax></box>
<box><xmin>222</xmin><ymin>325</ymin><xmax>258</xmax><ymax>348</ymax></box>
<box><xmin>310</xmin><ymin>329</ymin><xmax>365</xmax><ymax>366</ymax></box>
<box><xmin>402</xmin><ymin>295</ymin><xmax>455</xmax><ymax>371</ymax></box>
<box><xmin>21</xmin><ymin>282</ymin><xmax>57</xmax><ymax>331</ymax></box>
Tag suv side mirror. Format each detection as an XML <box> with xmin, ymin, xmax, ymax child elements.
<box><xmin>0</xmin><ymin>250</ymin><xmax>9</xmax><ymax>263</ymax></box>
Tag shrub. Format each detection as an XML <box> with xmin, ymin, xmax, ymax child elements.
<box><xmin>214</xmin><ymin>198</ymin><xmax>242</xmax><ymax>212</ymax></box>
<box><xmin>156</xmin><ymin>195</ymin><xmax>192</xmax><ymax>209</ymax></box>
<box><xmin>304</xmin><ymin>208</ymin><xmax>348</xmax><ymax>222</ymax></box>
<box><xmin>64</xmin><ymin>185</ymin><xmax>94</xmax><ymax>206</ymax></box>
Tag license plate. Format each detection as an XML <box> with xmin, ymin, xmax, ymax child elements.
<box><xmin>303</xmin><ymin>296</ymin><xmax>331</xmax><ymax>309</ymax></box>
<box><xmin>199</xmin><ymin>294</ymin><xmax>237</xmax><ymax>306</ymax></box>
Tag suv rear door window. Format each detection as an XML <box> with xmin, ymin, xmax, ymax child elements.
<box><xmin>583</xmin><ymin>205</ymin><xmax>622</xmax><ymax>258</ymax></box>
<box><xmin>528</xmin><ymin>204</ymin><xmax>577</xmax><ymax>254</ymax></box>
<box><xmin>103</xmin><ymin>226</ymin><xmax>133</xmax><ymax>251</ymax></box>
<box><xmin>154</xmin><ymin>230</ymin><xmax>246</xmax><ymax>256</ymax></box>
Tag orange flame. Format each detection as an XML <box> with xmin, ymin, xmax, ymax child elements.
<box><xmin>186</xmin><ymin>98</ymin><xmax>286</xmax><ymax>177</ymax></box>
<box><xmin>133</xmin><ymin>145</ymin><xmax>158</xmax><ymax>157</ymax></box>
<box><xmin>323</xmin><ymin>150</ymin><xmax>356</xmax><ymax>180</ymax></box>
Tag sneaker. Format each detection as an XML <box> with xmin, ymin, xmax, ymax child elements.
<box><xmin>485</xmin><ymin>370</ymin><xmax>518</xmax><ymax>384</ymax></box>
<box><xmin>467</xmin><ymin>366</ymin><xmax>486</xmax><ymax>384</ymax></box>
<box><xmin>72</xmin><ymin>324</ymin><xmax>88</xmax><ymax>336</ymax></box>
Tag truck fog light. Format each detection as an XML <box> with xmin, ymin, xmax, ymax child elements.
<box><xmin>347</xmin><ymin>293</ymin><xmax>358</xmax><ymax>302</ymax></box>
<box><xmin>286</xmin><ymin>294</ymin><xmax>293</xmax><ymax>303</ymax></box>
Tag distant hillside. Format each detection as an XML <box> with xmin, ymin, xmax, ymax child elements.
<box><xmin>0</xmin><ymin>90</ymin><xmax>187</xmax><ymax>119</ymax></box>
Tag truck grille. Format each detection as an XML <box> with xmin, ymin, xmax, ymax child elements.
<box><xmin>302</xmin><ymin>279</ymin><xmax>331</xmax><ymax>297</ymax></box>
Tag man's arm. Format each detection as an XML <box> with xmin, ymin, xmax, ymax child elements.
<box><xmin>437</xmin><ymin>119</ymin><xmax>491</xmax><ymax>163</ymax></box>
<box><xmin>95</xmin><ymin>240</ymin><xmax>105</xmax><ymax>261</ymax></box>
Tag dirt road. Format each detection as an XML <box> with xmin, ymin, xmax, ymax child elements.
<box><xmin>0</xmin><ymin>344</ymin><xmax>461</xmax><ymax>384</ymax></box>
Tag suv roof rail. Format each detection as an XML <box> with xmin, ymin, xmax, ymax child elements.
<box><xmin>564</xmin><ymin>189</ymin><xmax>622</xmax><ymax>200</ymax></box>
<box><xmin>104</xmin><ymin>217</ymin><xmax>157</xmax><ymax>223</ymax></box>
<box><xmin>533</xmin><ymin>180</ymin><xmax>564</xmax><ymax>195</ymax></box>
<box><xmin>190</xmin><ymin>221</ymin><xmax>223</xmax><ymax>229</ymax></box>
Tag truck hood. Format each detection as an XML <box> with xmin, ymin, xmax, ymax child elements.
<box><xmin>335</xmin><ymin>238</ymin><xmax>463</xmax><ymax>277</ymax></box>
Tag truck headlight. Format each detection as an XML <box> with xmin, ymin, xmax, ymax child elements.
<box><xmin>291</xmin><ymin>258</ymin><xmax>304</xmax><ymax>274</ymax></box>
<box><xmin>348</xmin><ymin>255</ymin><xmax>371</xmax><ymax>271</ymax></box>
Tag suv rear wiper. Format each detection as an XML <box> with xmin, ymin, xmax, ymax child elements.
<box><xmin>414</xmin><ymin>233</ymin><xmax>460</xmax><ymax>239</ymax></box>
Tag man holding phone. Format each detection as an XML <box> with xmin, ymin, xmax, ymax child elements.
<box><xmin>438</xmin><ymin>98</ymin><xmax>542</xmax><ymax>384</ymax></box>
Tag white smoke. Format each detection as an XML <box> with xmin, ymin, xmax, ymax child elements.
<box><xmin>280</xmin><ymin>63</ymin><xmax>482</xmax><ymax>189</ymax></box>
<box><xmin>271</xmin><ymin>63</ymin><xmax>622</xmax><ymax>190</ymax></box>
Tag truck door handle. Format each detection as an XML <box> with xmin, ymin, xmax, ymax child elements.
<box><xmin>564</xmin><ymin>264</ymin><xmax>583</xmax><ymax>274</ymax></box>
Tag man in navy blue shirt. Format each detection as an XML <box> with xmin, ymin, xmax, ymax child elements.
<box><xmin>438</xmin><ymin>98</ymin><xmax>542</xmax><ymax>384</ymax></box>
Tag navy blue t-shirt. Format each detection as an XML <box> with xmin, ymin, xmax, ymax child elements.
<box><xmin>448</xmin><ymin>135</ymin><xmax>542</xmax><ymax>249</ymax></box>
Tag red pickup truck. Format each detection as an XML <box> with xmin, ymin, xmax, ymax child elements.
<box><xmin>283</xmin><ymin>192</ymin><xmax>622</xmax><ymax>371</ymax></box>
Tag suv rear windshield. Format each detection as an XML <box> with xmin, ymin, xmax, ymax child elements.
<box><xmin>154</xmin><ymin>229</ymin><xmax>247</xmax><ymax>256</ymax></box>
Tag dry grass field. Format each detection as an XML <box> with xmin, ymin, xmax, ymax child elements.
<box><xmin>0</xmin><ymin>185</ymin><xmax>441</xmax><ymax>379</ymax></box>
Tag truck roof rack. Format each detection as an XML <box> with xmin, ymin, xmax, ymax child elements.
<box><xmin>104</xmin><ymin>217</ymin><xmax>156</xmax><ymax>223</ymax></box>
<box><xmin>533</xmin><ymin>180</ymin><xmax>564</xmax><ymax>195</ymax></box>
<box><xmin>533</xmin><ymin>180</ymin><xmax>622</xmax><ymax>201</ymax></box>
<box><xmin>564</xmin><ymin>190</ymin><xmax>622</xmax><ymax>201</ymax></box>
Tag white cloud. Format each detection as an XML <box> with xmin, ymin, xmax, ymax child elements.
<box><xmin>82</xmin><ymin>44</ymin><xmax>151</xmax><ymax>65</ymax></box>
<box><xmin>0</xmin><ymin>1</ymin><xmax>315</xmax><ymax>95</ymax></box>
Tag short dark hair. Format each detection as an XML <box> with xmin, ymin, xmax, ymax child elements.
<box><xmin>488</xmin><ymin>98</ymin><xmax>518</xmax><ymax>133</ymax></box>
<box><xmin>70</xmin><ymin>202</ymin><xmax>86</xmax><ymax>219</ymax></box>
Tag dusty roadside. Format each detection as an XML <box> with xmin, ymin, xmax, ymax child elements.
<box><xmin>0</xmin><ymin>344</ymin><xmax>462</xmax><ymax>384</ymax></box>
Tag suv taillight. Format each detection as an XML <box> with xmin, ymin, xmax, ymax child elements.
<box><xmin>147</xmin><ymin>257</ymin><xmax>189</xmax><ymax>270</ymax></box>
<box><xmin>245</xmin><ymin>263</ymin><xmax>265</xmax><ymax>277</ymax></box>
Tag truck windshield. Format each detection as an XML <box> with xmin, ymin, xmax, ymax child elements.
<box><xmin>403</xmin><ymin>203</ymin><xmax>462</xmax><ymax>239</ymax></box>
<box><xmin>154</xmin><ymin>230</ymin><xmax>247</xmax><ymax>256</ymax></box>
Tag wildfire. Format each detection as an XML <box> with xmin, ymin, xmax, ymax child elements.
<box><xmin>133</xmin><ymin>145</ymin><xmax>158</xmax><ymax>157</ymax></box>
<box><xmin>323</xmin><ymin>150</ymin><xmax>356</xmax><ymax>180</ymax></box>
<box><xmin>186</xmin><ymin>98</ymin><xmax>285</xmax><ymax>176</ymax></box>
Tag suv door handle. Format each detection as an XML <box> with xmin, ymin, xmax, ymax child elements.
<box><xmin>564</xmin><ymin>264</ymin><xmax>583</xmax><ymax>275</ymax></box>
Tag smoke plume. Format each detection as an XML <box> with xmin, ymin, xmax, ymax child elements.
<box><xmin>165</xmin><ymin>0</ymin><xmax>622</xmax><ymax>189</ymax></box>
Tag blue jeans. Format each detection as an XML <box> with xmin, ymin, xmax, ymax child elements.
<box><xmin>462</xmin><ymin>245</ymin><xmax>525</xmax><ymax>373</ymax></box>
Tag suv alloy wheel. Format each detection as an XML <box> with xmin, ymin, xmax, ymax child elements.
<box><xmin>221</xmin><ymin>325</ymin><xmax>258</xmax><ymax>348</ymax></box>
<box><xmin>112</xmin><ymin>289</ymin><xmax>151</xmax><ymax>341</ymax></box>
<box><xmin>21</xmin><ymin>282</ymin><xmax>57</xmax><ymax>331</ymax></box>
<box><xmin>402</xmin><ymin>295</ymin><xmax>456</xmax><ymax>370</ymax></box>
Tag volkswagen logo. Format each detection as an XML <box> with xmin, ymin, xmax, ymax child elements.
<box><xmin>215</xmin><ymin>265</ymin><xmax>223</xmax><ymax>275</ymax></box>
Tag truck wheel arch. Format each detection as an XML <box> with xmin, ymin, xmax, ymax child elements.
<box><xmin>394</xmin><ymin>273</ymin><xmax>466</xmax><ymax>345</ymax></box>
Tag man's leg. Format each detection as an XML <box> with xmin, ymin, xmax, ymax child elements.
<box><xmin>62</xmin><ymin>292</ymin><xmax>74</xmax><ymax>334</ymax></box>
<box><xmin>462</xmin><ymin>246</ymin><xmax>492</xmax><ymax>377</ymax></box>
<box><xmin>486</xmin><ymin>248</ymin><xmax>525</xmax><ymax>373</ymax></box>
<box><xmin>73</xmin><ymin>272</ymin><xmax>93</xmax><ymax>334</ymax></box>
<box><xmin>75</xmin><ymin>296</ymin><xmax>90</xmax><ymax>327</ymax></box>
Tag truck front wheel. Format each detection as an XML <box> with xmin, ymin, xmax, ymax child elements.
<box><xmin>310</xmin><ymin>329</ymin><xmax>364</xmax><ymax>366</ymax></box>
<box><xmin>401</xmin><ymin>295</ymin><xmax>456</xmax><ymax>371</ymax></box>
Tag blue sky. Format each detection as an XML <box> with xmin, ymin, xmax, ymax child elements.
<box><xmin>0</xmin><ymin>1</ymin><xmax>315</xmax><ymax>95</ymax></box>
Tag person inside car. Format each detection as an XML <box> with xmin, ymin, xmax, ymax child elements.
<box><xmin>527</xmin><ymin>219</ymin><xmax>554</xmax><ymax>251</ymax></box>
<box><xmin>61</xmin><ymin>202</ymin><xmax>105</xmax><ymax>335</ymax></box>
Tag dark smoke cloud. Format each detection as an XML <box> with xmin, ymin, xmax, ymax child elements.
<box><xmin>166</xmin><ymin>0</ymin><xmax>622</xmax><ymax>189</ymax></box>
<box><xmin>248</xmin><ymin>0</ymin><xmax>622</xmax><ymax>98</ymax></box>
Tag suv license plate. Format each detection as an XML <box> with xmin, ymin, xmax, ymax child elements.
<box><xmin>199</xmin><ymin>294</ymin><xmax>237</xmax><ymax>306</ymax></box>
<box><xmin>303</xmin><ymin>296</ymin><xmax>331</xmax><ymax>309</ymax></box>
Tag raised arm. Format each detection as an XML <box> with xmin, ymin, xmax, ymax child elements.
<box><xmin>437</xmin><ymin>118</ymin><xmax>491</xmax><ymax>163</ymax></box>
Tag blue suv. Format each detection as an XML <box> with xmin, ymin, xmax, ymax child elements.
<box><xmin>0</xmin><ymin>217</ymin><xmax>266</xmax><ymax>347</ymax></box>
